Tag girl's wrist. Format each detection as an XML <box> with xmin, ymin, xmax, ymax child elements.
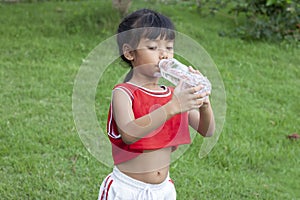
<box><xmin>200</xmin><ymin>101</ymin><xmax>211</xmax><ymax>112</ymax></box>
<box><xmin>164</xmin><ymin>101</ymin><xmax>178</xmax><ymax>119</ymax></box>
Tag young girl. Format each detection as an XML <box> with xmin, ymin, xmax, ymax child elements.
<box><xmin>98</xmin><ymin>8</ymin><xmax>215</xmax><ymax>200</ymax></box>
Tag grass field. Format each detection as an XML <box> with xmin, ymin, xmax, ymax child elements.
<box><xmin>0</xmin><ymin>1</ymin><xmax>299</xmax><ymax>199</ymax></box>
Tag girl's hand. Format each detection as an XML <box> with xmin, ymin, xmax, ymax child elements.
<box><xmin>188</xmin><ymin>65</ymin><xmax>210</xmax><ymax>102</ymax></box>
<box><xmin>188</xmin><ymin>66</ymin><xmax>202</xmax><ymax>75</ymax></box>
<box><xmin>169</xmin><ymin>80</ymin><xmax>208</xmax><ymax>114</ymax></box>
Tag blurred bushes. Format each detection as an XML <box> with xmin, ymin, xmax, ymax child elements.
<box><xmin>198</xmin><ymin>0</ymin><xmax>300</xmax><ymax>42</ymax></box>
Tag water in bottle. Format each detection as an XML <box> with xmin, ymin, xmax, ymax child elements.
<box><xmin>158</xmin><ymin>58</ymin><xmax>211</xmax><ymax>97</ymax></box>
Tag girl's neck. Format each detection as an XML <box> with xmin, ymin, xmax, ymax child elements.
<box><xmin>128</xmin><ymin>79</ymin><xmax>162</xmax><ymax>91</ymax></box>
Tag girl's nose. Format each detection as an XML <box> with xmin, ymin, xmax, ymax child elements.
<box><xmin>159</xmin><ymin>54</ymin><xmax>167</xmax><ymax>59</ymax></box>
<box><xmin>159</xmin><ymin>49</ymin><xmax>168</xmax><ymax>59</ymax></box>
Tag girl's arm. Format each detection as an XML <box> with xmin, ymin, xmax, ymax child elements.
<box><xmin>188</xmin><ymin>98</ymin><xmax>215</xmax><ymax>137</ymax></box>
<box><xmin>185</xmin><ymin>66</ymin><xmax>215</xmax><ymax>137</ymax></box>
<box><xmin>112</xmin><ymin>82</ymin><xmax>202</xmax><ymax>144</ymax></box>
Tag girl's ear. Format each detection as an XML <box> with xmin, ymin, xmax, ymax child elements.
<box><xmin>122</xmin><ymin>44</ymin><xmax>134</xmax><ymax>61</ymax></box>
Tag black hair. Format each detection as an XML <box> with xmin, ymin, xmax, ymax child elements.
<box><xmin>117</xmin><ymin>8</ymin><xmax>175</xmax><ymax>82</ymax></box>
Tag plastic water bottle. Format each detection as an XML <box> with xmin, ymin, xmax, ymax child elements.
<box><xmin>158</xmin><ymin>58</ymin><xmax>211</xmax><ymax>97</ymax></box>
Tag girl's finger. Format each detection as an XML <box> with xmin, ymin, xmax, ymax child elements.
<box><xmin>188</xmin><ymin>66</ymin><xmax>202</xmax><ymax>75</ymax></box>
<box><xmin>188</xmin><ymin>66</ymin><xmax>196</xmax><ymax>73</ymax></box>
<box><xmin>193</xmin><ymin>84</ymin><xmax>203</xmax><ymax>93</ymax></box>
<box><xmin>195</xmin><ymin>99</ymin><xmax>203</xmax><ymax>108</ymax></box>
<box><xmin>174</xmin><ymin>80</ymin><xmax>184</xmax><ymax>93</ymax></box>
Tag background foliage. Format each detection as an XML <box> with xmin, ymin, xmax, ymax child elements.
<box><xmin>198</xmin><ymin>0</ymin><xmax>300</xmax><ymax>41</ymax></box>
<box><xmin>3</xmin><ymin>0</ymin><xmax>300</xmax><ymax>41</ymax></box>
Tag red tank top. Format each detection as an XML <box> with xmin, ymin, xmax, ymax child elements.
<box><xmin>107</xmin><ymin>82</ymin><xmax>191</xmax><ymax>164</ymax></box>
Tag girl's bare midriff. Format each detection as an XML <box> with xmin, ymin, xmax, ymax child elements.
<box><xmin>117</xmin><ymin>147</ymin><xmax>172</xmax><ymax>184</ymax></box>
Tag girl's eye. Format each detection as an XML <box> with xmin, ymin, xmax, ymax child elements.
<box><xmin>167</xmin><ymin>47</ymin><xmax>174</xmax><ymax>51</ymax></box>
<box><xmin>148</xmin><ymin>46</ymin><xmax>157</xmax><ymax>50</ymax></box>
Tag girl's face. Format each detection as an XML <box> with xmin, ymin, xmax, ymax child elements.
<box><xmin>131</xmin><ymin>37</ymin><xmax>174</xmax><ymax>78</ymax></box>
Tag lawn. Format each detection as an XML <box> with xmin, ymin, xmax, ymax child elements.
<box><xmin>0</xmin><ymin>0</ymin><xmax>299</xmax><ymax>199</ymax></box>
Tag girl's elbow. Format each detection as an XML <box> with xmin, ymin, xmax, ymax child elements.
<box><xmin>121</xmin><ymin>133</ymin><xmax>139</xmax><ymax>145</ymax></box>
<box><xmin>203</xmin><ymin>130</ymin><xmax>214</xmax><ymax>137</ymax></box>
<box><xmin>198</xmin><ymin>130</ymin><xmax>214</xmax><ymax>137</ymax></box>
<box><xmin>199</xmin><ymin>125</ymin><xmax>215</xmax><ymax>137</ymax></box>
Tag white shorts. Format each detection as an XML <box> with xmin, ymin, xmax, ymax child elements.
<box><xmin>98</xmin><ymin>166</ymin><xmax>176</xmax><ymax>200</ymax></box>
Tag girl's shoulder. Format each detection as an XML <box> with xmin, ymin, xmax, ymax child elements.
<box><xmin>112</xmin><ymin>82</ymin><xmax>136</xmax><ymax>100</ymax></box>
<box><xmin>113</xmin><ymin>82</ymin><xmax>137</xmax><ymax>90</ymax></box>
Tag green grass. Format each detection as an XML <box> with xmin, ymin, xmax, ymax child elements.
<box><xmin>1</xmin><ymin>1</ymin><xmax>299</xmax><ymax>199</ymax></box>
